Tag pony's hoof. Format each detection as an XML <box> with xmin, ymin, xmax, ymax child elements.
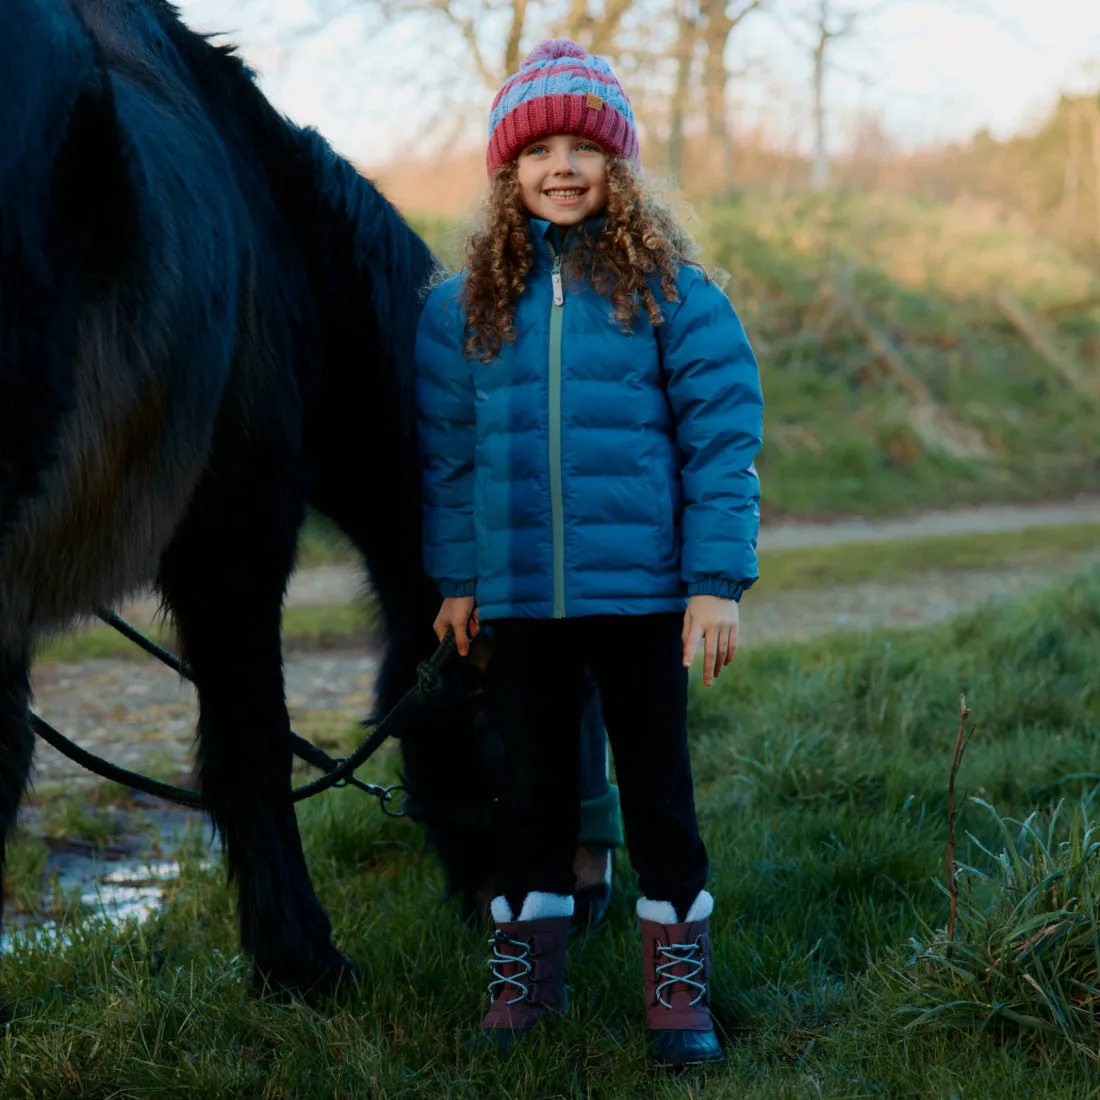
<box><xmin>570</xmin><ymin>881</ymin><xmax>612</xmax><ymax>937</ymax></box>
<box><xmin>456</xmin><ymin>882</ymin><xmax>497</xmax><ymax>928</ymax></box>
<box><xmin>252</xmin><ymin>951</ymin><xmax>364</xmax><ymax>1003</ymax></box>
<box><xmin>570</xmin><ymin>844</ymin><xmax>614</xmax><ymax>937</ymax></box>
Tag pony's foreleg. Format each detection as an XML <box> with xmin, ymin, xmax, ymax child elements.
<box><xmin>0</xmin><ymin>646</ymin><xmax>34</xmax><ymax>973</ymax></box>
<box><xmin>158</xmin><ymin>459</ymin><xmax>356</xmax><ymax>997</ymax></box>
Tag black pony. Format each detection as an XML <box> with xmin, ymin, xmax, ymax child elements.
<box><xmin>0</xmin><ymin>0</ymin><xmax>498</xmax><ymax>994</ymax></box>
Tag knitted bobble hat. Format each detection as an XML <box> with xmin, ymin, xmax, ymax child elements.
<box><xmin>486</xmin><ymin>38</ymin><xmax>640</xmax><ymax>177</ymax></box>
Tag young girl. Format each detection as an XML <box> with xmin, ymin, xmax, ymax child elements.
<box><xmin>414</xmin><ymin>38</ymin><xmax>763</xmax><ymax>1065</ymax></box>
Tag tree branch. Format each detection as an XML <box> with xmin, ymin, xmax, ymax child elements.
<box><xmin>502</xmin><ymin>0</ymin><xmax>530</xmax><ymax>77</ymax></box>
<box><xmin>588</xmin><ymin>0</ymin><xmax>638</xmax><ymax>56</ymax></box>
<box><xmin>414</xmin><ymin>0</ymin><xmax>500</xmax><ymax>88</ymax></box>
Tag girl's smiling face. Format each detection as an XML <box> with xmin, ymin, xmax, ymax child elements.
<box><xmin>515</xmin><ymin>134</ymin><xmax>609</xmax><ymax>227</ymax></box>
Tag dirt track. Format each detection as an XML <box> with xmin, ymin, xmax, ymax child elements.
<box><xmin>29</xmin><ymin>652</ymin><xmax>379</xmax><ymax>792</ymax></box>
<box><xmin>757</xmin><ymin>495</ymin><xmax>1100</xmax><ymax>550</ymax></box>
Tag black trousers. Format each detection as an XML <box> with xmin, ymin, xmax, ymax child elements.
<box><xmin>487</xmin><ymin>613</ymin><xmax>708</xmax><ymax>920</ymax></box>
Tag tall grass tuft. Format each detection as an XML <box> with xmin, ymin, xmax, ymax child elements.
<box><xmin>886</xmin><ymin>797</ymin><xmax>1100</xmax><ymax>1060</ymax></box>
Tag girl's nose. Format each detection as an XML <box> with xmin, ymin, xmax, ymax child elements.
<box><xmin>549</xmin><ymin>148</ymin><xmax>576</xmax><ymax>174</ymax></box>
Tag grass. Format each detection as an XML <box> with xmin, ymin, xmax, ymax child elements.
<box><xmin>3</xmin><ymin>834</ymin><xmax>49</xmax><ymax>918</ymax></box>
<box><xmin>296</xmin><ymin>512</ymin><xmax>359</xmax><ymax>570</ymax></box>
<box><xmin>882</xmin><ymin>797</ymin><xmax>1100</xmax><ymax>1061</ymax></box>
<box><xmin>3</xmin><ymin>565</ymin><xmax>1100</xmax><ymax>1095</ymax></box>
<box><xmin>35</xmin><ymin>521</ymin><xmax>1100</xmax><ymax>665</ymax></box>
<box><xmin>410</xmin><ymin>190</ymin><xmax>1100</xmax><ymax>521</ymax></box>
<box><xmin>37</xmin><ymin>600</ymin><xmax>378</xmax><ymax>665</ymax></box>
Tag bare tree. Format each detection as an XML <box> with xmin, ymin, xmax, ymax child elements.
<box><xmin>666</xmin><ymin>0</ymin><xmax>701</xmax><ymax>178</ymax></box>
<box><xmin>376</xmin><ymin>0</ymin><xmax>680</xmax><ymax>159</ymax></box>
<box><xmin>1089</xmin><ymin>99</ymin><xmax>1100</xmax><ymax>244</ymax></box>
<box><xmin>398</xmin><ymin>0</ymin><xmax>528</xmax><ymax>89</ymax></box>
<box><xmin>559</xmin><ymin>0</ymin><xmax>639</xmax><ymax>55</ymax></box>
<box><xmin>382</xmin><ymin>0</ymin><xmax>649</xmax><ymax>94</ymax></box>
<box><xmin>244</xmin><ymin>0</ymin><xmax>743</xmax><ymax>170</ymax></box>
<box><xmin>793</xmin><ymin>0</ymin><xmax>861</xmax><ymax>189</ymax></box>
<box><xmin>700</xmin><ymin>0</ymin><xmax>763</xmax><ymax>189</ymax></box>
<box><xmin>665</xmin><ymin>0</ymin><xmax>765</xmax><ymax>183</ymax></box>
<box><xmin>1060</xmin><ymin>99</ymin><xmax>1083</xmax><ymax>230</ymax></box>
<box><xmin>783</xmin><ymin>0</ymin><xmax>972</xmax><ymax>192</ymax></box>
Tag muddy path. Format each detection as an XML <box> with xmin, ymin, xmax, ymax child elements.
<box><xmin>29</xmin><ymin>652</ymin><xmax>380</xmax><ymax>791</ymax></box>
<box><xmin>758</xmin><ymin>494</ymin><xmax>1100</xmax><ymax>550</ymax></box>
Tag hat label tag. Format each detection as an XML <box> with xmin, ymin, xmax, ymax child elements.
<box><xmin>586</xmin><ymin>93</ymin><xmax>604</xmax><ymax>110</ymax></box>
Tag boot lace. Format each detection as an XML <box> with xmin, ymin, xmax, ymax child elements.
<box><xmin>655</xmin><ymin>936</ymin><xmax>707</xmax><ymax>1009</ymax></box>
<box><xmin>487</xmin><ymin>929</ymin><xmax>534</xmax><ymax>1005</ymax></box>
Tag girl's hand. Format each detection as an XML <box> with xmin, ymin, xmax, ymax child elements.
<box><xmin>682</xmin><ymin>595</ymin><xmax>739</xmax><ymax>686</ymax></box>
<box><xmin>434</xmin><ymin>597</ymin><xmax>479</xmax><ymax>657</ymax></box>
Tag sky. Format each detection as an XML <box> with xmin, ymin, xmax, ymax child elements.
<box><xmin>175</xmin><ymin>0</ymin><xmax>1100</xmax><ymax>167</ymax></box>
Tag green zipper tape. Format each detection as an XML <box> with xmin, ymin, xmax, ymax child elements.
<box><xmin>548</xmin><ymin>248</ymin><xmax>565</xmax><ymax>618</ymax></box>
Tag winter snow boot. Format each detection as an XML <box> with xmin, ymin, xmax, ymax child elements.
<box><xmin>481</xmin><ymin>892</ymin><xmax>572</xmax><ymax>1050</ymax></box>
<box><xmin>638</xmin><ymin>890</ymin><xmax>723</xmax><ymax>1066</ymax></box>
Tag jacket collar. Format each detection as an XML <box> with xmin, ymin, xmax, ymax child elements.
<box><xmin>528</xmin><ymin>213</ymin><xmax>608</xmax><ymax>261</ymax></box>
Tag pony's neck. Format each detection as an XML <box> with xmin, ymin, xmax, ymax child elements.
<box><xmin>283</xmin><ymin>130</ymin><xmax>437</xmax><ymax>608</ymax></box>
<box><xmin>155</xmin><ymin>5</ymin><xmax>437</xmax><ymax>606</ymax></box>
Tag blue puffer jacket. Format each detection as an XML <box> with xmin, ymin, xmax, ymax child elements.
<box><xmin>414</xmin><ymin>216</ymin><xmax>763</xmax><ymax>622</ymax></box>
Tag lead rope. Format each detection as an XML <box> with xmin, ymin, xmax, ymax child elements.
<box><xmin>30</xmin><ymin>611</ymin><xmax>459</xmax><ymax>813</ymax></box>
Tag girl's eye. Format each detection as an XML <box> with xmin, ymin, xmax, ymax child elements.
<box><xmin>525</xmin><ymin>144</ymin><xmax>548</xmax><ymax>156</ymax></box>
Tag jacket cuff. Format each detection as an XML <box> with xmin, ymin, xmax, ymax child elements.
<box><xmin>687</xmin><ymin>578</ymin><xmax>756</xmax><ymax>603</ymax></box>
<box><xmin>438</xmin><ymin>579</ymin><xmax>477</xmax><ymax>598</ymax></box>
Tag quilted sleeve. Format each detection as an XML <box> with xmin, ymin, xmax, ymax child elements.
<box><xmin>659</xmin><ymin>268</ymin><xmax>764</xmax><ymax>601</ymax></box>
<box><xmin>414</xmin><ymin>281</ymin><xmax>478</xmax><ymax>598</ymax></box>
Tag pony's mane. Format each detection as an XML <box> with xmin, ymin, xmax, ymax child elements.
<box><xmin>292</xmin><ymin>127</ymin><xmax>437</xmax><ymax>428</ymax></box>
<box><xmin>150</xmin><ymin>1</ymin><xmax>436</xmax><ymax>430</ymax></box>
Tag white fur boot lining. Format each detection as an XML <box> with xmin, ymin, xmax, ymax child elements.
<box><xmin>491</xmin><ymin>891</ymin><xmax>575</xmax><ymax>924</ymax></box>
<box><xmin>636</xmin><ymin>889</ymin><xmax>714</xmax><ymax>925</ymax></box>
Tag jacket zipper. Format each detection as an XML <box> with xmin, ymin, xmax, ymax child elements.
<box><xmin>548</xmin><ymin>245</ymin><xmax>566</xmax><ymax>618</ymax></box>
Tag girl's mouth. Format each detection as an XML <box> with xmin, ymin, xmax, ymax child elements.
<box><xmin>544</xmin><ymin>188</ymin><xmax>587</xmax><ymax>202</ymax></box>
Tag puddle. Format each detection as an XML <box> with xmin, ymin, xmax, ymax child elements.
<box><xmin>4</xmin><ymin>798</ymin><xmax>220</xmax><ymax>953</ymax></box>
<box><xmin>2</xmin><ymin>860</ymin><xmax>196</xmax><ymax>954</ymax></box>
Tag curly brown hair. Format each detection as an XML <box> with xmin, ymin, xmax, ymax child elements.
<box><xmin>457</xmin><ymin>156</ymin><xmax>722</xmax><ymax>362</ymax></box>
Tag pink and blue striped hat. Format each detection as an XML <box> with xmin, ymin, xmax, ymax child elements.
<box><xmin>486</xmin><ymin>38</ymin><xmax>640</xmax><ymax>177</ymax></box>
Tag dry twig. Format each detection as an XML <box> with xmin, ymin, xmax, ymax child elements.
<box><xmin>845</xmin><ymin>301</ymin><xmax>931</xmax><ymax>404</ymax></box>
<box><xmin>1037</xmin><ymin>293</ymin><xmax>1100</xmax><ymax>322</ymax></box>
<box><xmin>996</xmin><ymin>291</ymin><xmax>1099</xmax><ymax>399</ymax></box>
<box><xmin>803</xmin><ymin>279</ymin><xmax>991</xmax><ymax>459</ymax></box>
<box><xmin>946</xmin><ymin>693</ymin><xmax>975</xmax><ymax>950</ymax></box>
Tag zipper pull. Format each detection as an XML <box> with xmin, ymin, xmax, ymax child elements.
<box><xmin>551</xmin><ymin>257</ymin><xmax>563</xmax><ymax>307</ymax></box>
